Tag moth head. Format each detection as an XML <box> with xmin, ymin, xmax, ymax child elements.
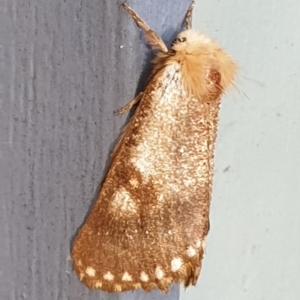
<box><xmin>169</xmin><ymin>29</ymin><xmax>236</xmax><ymax>93</ymax></box>
<box><xmin>170</xmin><ymin>29</ymin><xmax>215</xmax><ymax>53</ymax></box>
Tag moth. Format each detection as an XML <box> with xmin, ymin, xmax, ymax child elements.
<box><xmin>72</xmin><ymin>1</ymin><xmax>236</xmax><ymax>293</ymax></box>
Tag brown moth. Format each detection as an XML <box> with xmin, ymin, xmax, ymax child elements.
<box><xmin>72</xmin><ymin>1</ymin><xmax>236</xmax><ymax>293</ymax></box>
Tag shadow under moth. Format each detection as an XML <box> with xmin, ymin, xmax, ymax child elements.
<box><xmin>72</xmin><ymin>1</ymin><xmax>236</xmax><ymax>293</ymax></box>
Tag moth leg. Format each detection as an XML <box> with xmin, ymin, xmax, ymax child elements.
<box><xmin>114</xmin><ymin>92</ymin><xmax>143</xmax><ymax>115</ymax></box>
<box><xmin>122</xmin><ymin>3</ymin><xmax>168</xmax><ymax>53</ymax></box>
<box><xmin>184</xmin><ymin>1</ymin><xmax>195</xmax><ymax>29</ymax></box>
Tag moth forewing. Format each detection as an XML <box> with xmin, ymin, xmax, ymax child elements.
<box><xmin>72</xmin><ymin>1</ymin><xmax>236</xmax><ymax>293</ymax></box>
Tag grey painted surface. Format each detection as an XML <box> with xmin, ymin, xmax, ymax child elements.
<box><xmin>0</xmin><ymin>0</ymin><xmax>191</xmax><ymax>299</ymax></box>
<box><xmin>182</xmin><ymin>0</ymin><xmax>300</xmax><ymax>299</ymax></box>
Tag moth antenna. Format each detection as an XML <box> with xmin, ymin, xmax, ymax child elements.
<box><xmin>122</xmin><ymin>3</ymin><xmax>168</xmax><ymax>53</ymax></box>
<box><xmin>184</xmin><ymin>1</ymin><xmax>195</xmax><ymax>30</ymax></box>
<box><xmin>114</xmin><ymin>92</ymin><xmax>143</xmax><ymax>115</ymax></box>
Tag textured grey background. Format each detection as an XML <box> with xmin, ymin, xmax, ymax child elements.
<box><xmin>0</xmin><ymin>0</ymin><xmax>190</xmax><ymax>299</ymax></box>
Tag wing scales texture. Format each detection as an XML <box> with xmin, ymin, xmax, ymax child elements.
<box><xmin>72</xmin><ymin>63</ymin><xmax>221</xmax><ymax>292</ymax></box>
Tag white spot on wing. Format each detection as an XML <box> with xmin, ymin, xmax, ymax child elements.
<box><xmin>178</xmin><ymin>146</ymin><xmax>185</xmax><ymax>153</ymax></box>
<box><xmin>171</xmin><ymin>257</ymin><xmax>183</xmax><ymax>272</ymax></box>
<box><xmin>155</xmin><ymin>266</ymin><xmax>164</xmax><ymax>280</ymax></box>
<box><xmin>111</xmin><ymin>188</ymin><xmax>137</xmax><ymax>213</ymax></box>
<box><xmin>85</xmin><ymin>266</ymin><xmax>96</xmax><ymax>277</ymax></box>
<box><xmin>103</xmin><ymin>271</ymin><xmax>114</xmax><ymax>281</ymax></box>
<box><xmin>140</xmin><ymin>271</ymin><xmax>149</xmax><ymax>282</ymax></box>
<box><xmin>122</xmin><ymin>272</ymin><xmax>132</xmax><ymax>282</ymax></box>
<box><xmin>157</xmin><ymin>194</ymin><xmax>164</xmax><ymax>201</ymax></box>
<box><xmin>187</xmin><ymin>246</ymin><xmax>196</xmax><ymax>257</ymax></box>
<box><xmin>129</xmin><ymin>178</ymin><xmax>139</xmax><ymax>188</ymax></box>
<box><xmin>131</xmin><ymin>149</ymin><xmax>153</xmax><ymax>179</ymax></box>
<box><xmin>115</xmin><ymin>284</ymin><xmax>122</xmax><ymax>292</ymax></box>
